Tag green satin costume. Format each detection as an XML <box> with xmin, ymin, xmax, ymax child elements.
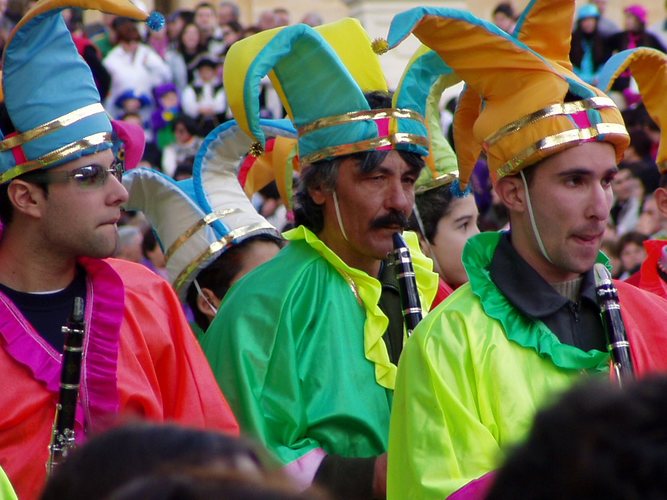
<box><xmin>201</xmin><ymin>226</ymin><xmax>438</xmax><ymax>473</ymax></box>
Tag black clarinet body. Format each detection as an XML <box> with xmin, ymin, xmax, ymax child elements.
<box><xmin>593</xmin><ymin>263</ymin><xmax>634</xmax><ymax>386</ymax></box>
<box><xmin>47</xmin><ymin>296</ymin><xmax>86</xmax><ymax>475</ymax></box>
<box><xmin>392</xmin><ymin>232</ymin><xmax>423</xmax><ymax>337</ymax></box>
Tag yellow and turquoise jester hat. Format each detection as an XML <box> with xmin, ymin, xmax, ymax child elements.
<box><xmin>384</xmin><ymin>0</ymin><xmax>629</xmax><ymax>189</ymax></box>
<box><xmin>223</xmin><ymin>18</ymin><xmax>430</xmax><ymax>166</ymax></box>
<box><xmin>0</xmin><ymin>0</ymin><xmax>164</xmax><ymax>183</ymax></box>
<box><xmin>393</xmin><ymin>44</ymin><xmax>463</xmax><ymax>195</ymax></box>
<box><xmin>597</xmin><ymin>47</ymin><xmax>667</xmax><ymax>172</ymax></box>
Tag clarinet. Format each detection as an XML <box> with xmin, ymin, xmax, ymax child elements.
<box><xmin>392</xmin><ymin>232</ymin><xmax>423</xmax><ymax>337</ymax></box>
<box><xmin>46</xmin><ymin>296</ymin><xmax>86</xmax><ymax>475</ymax></box>
<box><xmin>593</xmin><ymin>263</ymin><xmax>635</xmax><ymax>386</ymax></box>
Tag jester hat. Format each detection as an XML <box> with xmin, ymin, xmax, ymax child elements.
<box><xmin>238</xmin><ymin>135</ymin><xmax>299</xmax><ymax>209</ymax></box>
<box><xmin>0</xmin><ymin>0</ymin><xmax>163</xmax><ymax>184</ymax></box>
<box><xmin>385</xmin><ymin>0</ymin><xmax>629</xmax><ymax>188</ymax></box>
<box><xmin>223</xmin><ymin>18</ymin><xmax>429</xmax><ymax>166</ymax></box>
<box><xmin>122</xmin><ymin>119</ymin><xmax>295</xmax><ymax>299</ymax></box>
<box><xmin>597</xmin><ymin>47</ymin><xmax>667</xmax><ymax>172</ymax></box>
<box><xmin>393</xmin><ymin>44</ymin><xmax>461</xmax><ymax>194</ymax></box>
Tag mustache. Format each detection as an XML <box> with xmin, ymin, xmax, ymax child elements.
<box><xmin>369</xmin><ymin>211</ymin><xmax>409</xmax><ymax>230</ymax></box>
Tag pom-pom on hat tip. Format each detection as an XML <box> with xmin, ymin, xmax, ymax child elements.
<box><xmin>371</xmin><ymin>38</ymin><xmax>389</xmax><ymax>55</ymax></box>
<box><xmin>147</xmin><ymin>11</ymin><xmax>165</xmax><ymax>31</ymax></box>
<box><xmin>450</xmin><ymin>179</ymin><xmax>472</xmax><ymax>198</ymax></box>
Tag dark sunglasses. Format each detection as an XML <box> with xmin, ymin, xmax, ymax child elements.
<box><xmin>23</xmin><ymin>158</ymin><xmax>125</xmax><ymax>189</ymax></box>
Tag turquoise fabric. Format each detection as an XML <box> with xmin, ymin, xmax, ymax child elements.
<box><xmin>1</xmin><ymin>10</ymin><xmax>112</xmax><ymax>173</ymax></box>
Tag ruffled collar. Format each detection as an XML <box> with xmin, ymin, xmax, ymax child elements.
<box><xmin>463</xmin><ymin>232</ymin><xmax>609</xmax><ymax>372</ymax></box>
<box><xmin>284</xmin><ymin>226</ymin><xmax>438</xmax><ymax>389</ymax></box>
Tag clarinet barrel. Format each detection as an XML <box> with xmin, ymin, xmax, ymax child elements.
<box><xmin>593</xmin><ymin>263</ymin><xmax>634</xmax><ymax>386</ymax></box>
<box><xmin>47</xmin><ymin>296</ymin><xmax>86</xmax><ymax>475</ymax></box>
<box><xmin>392</xmin><ymin>232</ymin><xmax>423</xmax><ymax>337</ymax></box>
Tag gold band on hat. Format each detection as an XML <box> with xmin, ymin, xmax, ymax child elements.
<box><xmin>297</xmin><ymin>108</ymin><xmax>425</xmax><ymax>136</ymax></box>
<box><xmin>415</xmin><ymin>172</ymin><xmax>459</xmax><ymax>194</ymax></box>
<box><xmin>172</xmin><ymin>221</ymin><xmax>277</xmax><ymax>292</ymax></box>
<box><xmin>0</xmin><ymin>132</ymin><xmax>112</xmax><ymax>183</ymax></box>
<box><xmin>0</xmin><ymin>103</ymin><xmax>107</xmax><ymax>152</ymax></box>
<box><xmin>165</xmin><ymin>208</ymin><xmax>241</xmax><ymax>260</ymax></box>
<box><xmin>300</xmin><ymin>133</ymin><xmax>429</xmax><ymax>165</ymax></box>
<box><xmin>496</xmin><ymin>122</ymin><xmax>629</xmax><ymax>178</ymax></box>
<box><xmin>484</xmin><ymin>97</ymin><xmax>617</xmax><ymax>148</ymax></box>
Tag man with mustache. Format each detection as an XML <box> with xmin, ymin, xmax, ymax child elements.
<box><xmin>383</xmin><ymin>3</ymin><xmax>667</xmax><ymax>500</ymax></box>
<box><xmin>200</xmin><ymin>20</ymin><xmax>439</xmax><ymax>500</ymax></box>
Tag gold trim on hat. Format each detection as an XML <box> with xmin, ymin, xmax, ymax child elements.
<box><xmin>0</xmin><ymin>132</ymin><xmax>113</xmax><ymax>183</ymax></box>
<box><xmin>297</xmin><ymin>108</ymin><xmax>425</xmax><ymax>136</ymax></box>
<box><xmin>496</xmin><ymin>123</ymin><xmax>629</xmax><ymax>178</ymax></box>
<box><xmin>172</xmin><ymin>221</ymin><xmax>277</xmax><ymax>292</ymax></box>
<box><xmin>300</xmin><ymin>133</ymin><xmax>429</xmax><ymax>165</ymax></box>
<box><xmin>415</xmin><ymin>172</ymin><xmax>459</xmax><ymax>194</ymax></box>
<box><xmin>484</xmin><ymin>97</ymin><xmax>617</xmax><ymax>147</ymax></box>
<box><xmin>0</xmin><ymin>103</ymin><xmax>107</xmax><ymax>152</ymax></box>
<box><xmin>164</xmin><ymin>208</ymin><xmax>241</xmax><ymax>260</ymax></box>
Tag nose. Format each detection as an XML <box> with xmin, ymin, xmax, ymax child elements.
<box><xmin>107</xmin><ymin>174</ymin><xmax>129</xmax><ymax>205</ymax></box>
<box><xmin>385</xmin><ymin>178</ymin><xmax>413</xmax><ymax>214</ymax></box>
<box><xmin>587</xmin><ymin>181</ymin><xmax>612</xmax><ymax>221</ymax></box>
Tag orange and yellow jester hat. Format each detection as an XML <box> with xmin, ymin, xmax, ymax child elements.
<box><xmin>0</xmin><ymin>0</ymin><xmax>163</xmax><ymax>183</ymax></box>
<box><xmin>384</xmin><ymin>0</ymin><xmax>629</xmax><ymax>189</ymax></box>
<box><xmin>597</xmin><ymin>47</ymin><xmax>667</xmax><ymax>173</ymax></box>
<box><xmin>223</xmin><ymin>18</ymin><xmax>430</xmax><ymax>166</ymax></box>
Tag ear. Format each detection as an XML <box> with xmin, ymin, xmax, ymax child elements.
<box><xmin>308</xmin><ymin>184</ymin><xmax>328</xmax><ymax>206</ymax></box>
<box><xmin>494</xmin><ymin>175</ymin><xmax>526</xmax><ymax>213</ymax></box>
<box><xmin>655</xmin><ymin>186</ymin><xmax>667</xmax><ymax>218</ymax></box>
<box><xmin>7</xmin><ymin>180</ymin><xmax>46</xmax><ymax>220</ymax></box>
<box><xmin>417</xmin><ymin>232</ymin><xmax>432</xmax><ymax>258</ymax></box>
<box><xmin>195</xmin><ymin>286</ymin><xmax>222</xmax><ymax>321</ymax></box>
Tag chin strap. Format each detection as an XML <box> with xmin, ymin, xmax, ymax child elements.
<box><xmin>520</xmin><ymin>170</ymin><xmax>553</xmax><ymax>264</ymax></box>
<box><xmin>193</xmin><ymin>278</ymin><xmax>218</xmax><ymax>315</ymax></box>
<box><xmin>333</xmin><ymin>190</ymin><xmax>350</xmax><ymax>242</ymax></box>
<box><xmin>412</xmin><ymin>203</ymin><xmax>445</xmax><ymax>279</ymax></box>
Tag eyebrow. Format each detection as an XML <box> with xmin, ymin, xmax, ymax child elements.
<box><xmin>557</xmin><ymin>166</ymin><xmax>618</xmax><ymax>177</ymax></box>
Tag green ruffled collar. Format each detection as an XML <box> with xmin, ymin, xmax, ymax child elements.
<box><xmin>463</xmin><ymin>232</ymin><xmax>610</xmax><ymax>372</ymax></box>
<box><xmin>284</xmin><ymin>226</ymin><xmax>438</xmax><ymax>389</ymax></box>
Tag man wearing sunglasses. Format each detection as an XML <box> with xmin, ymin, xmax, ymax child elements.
<box><xmin>0</xmin><ymin>1</ymin><xmax>239</xmax><ymax>498</ymax></box>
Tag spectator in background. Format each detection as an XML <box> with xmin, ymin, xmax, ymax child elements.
<box><xmin>273</xmin><ymin>7</ymin><xmax>290</xmax><ymax>27</ymax></box>
<box><xmin>194</xmin><ymin>1</ymin><xmax>224</xmax><ymax>56</ymax></box>
<box><xmin>151</xmin><ymin>83</ymin><xmax>182</xmax><ymax>151</ymax></box>
<box><xmin>607</xmin><ymin>5</ymin><xmax>666</xmax><ymax>97</ymax></box>
<box><xmin>570</xmin><ymin>4</ymin><xmax>608</xmax><ymax>86</ymax></box>
<box><xmin>622</xmin><ymin>127</ymin><xmax>661</xmax><ymax>195</ymax></box>
<box><xmin>165</xmin><ymin>22</ymin><xmax>207</xmax><ymax>91</ymax></box>
<box><xmin>491</xmin><ymin>2</ymin><xmax>516</xmax><ymax>33</ymax></box>
<box><xmin>103</xmin><ymin>17</ymin><xmax>171</xmax><ymax>121</ymax></box>
<box><xmin>218</xmin><ymin>0</ymin><xmax>240</xmax><ymax>27</ymax></box>
<box><xmin>165</xmin><ymin>9</ymin><xmax>192</xmax><ymax>49</ymax></box>
<box><xmin>611</xmin><ymin>165</ymin><xmax>643</xmax><ymax>236</ymax></box>
<box><xmin>301</xmin><ymin>11</ymin><xmax>323</xmax><ymax>27</ymax></box>
<box><xmin>181</xmin><ymin>53</ymin><xmax>227</xmax><ymax>136</ymax></box>
<box><xmin>140</xmin><ymin>227</ymin><xmax>169</xmax><ymax>279</ymax></box>
<box><xmin>617</xmin><ymin>230</ymin><xmax>649</xmax><ymax>279</ymax></box>
<box><xmin>161</xmin><ymin>115</ymin><xmax>202</xmax><ymax>177</ymax></box>
<box><xmin>590</xmin><ymin>0</ymin><xmax>620</xmax><ymax>37</ymax></box>
<box><xmin>256</xmin><ymin>9</ymin><xmax>277</xmax><ymax>31</ymax></box>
